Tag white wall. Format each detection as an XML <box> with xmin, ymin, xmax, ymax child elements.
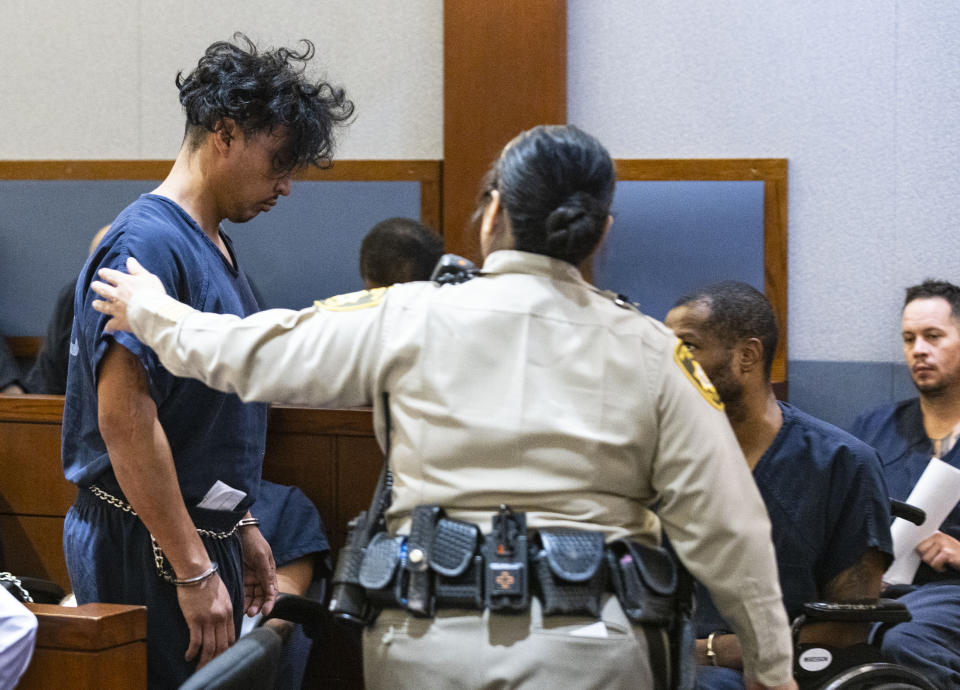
<box><xmin>6</xmin><ymin>0</ymin><xmax>958</xmax><ymax>362</ymax></box>
<box><xmin>569</xmin><ymin>0</ymin><xmax>960</xmax><ymax>363</ymax></box>
<box><xmin>0</xmin><ymin>0</ymin><xmax>442</xmax><ymax>160</ymax></box>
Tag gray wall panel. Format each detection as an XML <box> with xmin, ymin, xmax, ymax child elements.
<box><xmin>789</xmin><ymin>360</ymin><xmax>914</xmax><ymax>432</ymax></box>
<box><xmin>593</xmin><ymin>180</ymin><xmax>765</xmax><ymax>322</ymax></box>
<box><xmin>0</xmin><ymin>180</ymin><xmax>421</xmax><ymax>335</ymax></box>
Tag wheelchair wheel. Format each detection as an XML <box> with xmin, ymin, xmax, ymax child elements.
<box><xmin>819</xmin><ymin>662</ymin><xmax>938</xmax><ymax>690</ymax></box>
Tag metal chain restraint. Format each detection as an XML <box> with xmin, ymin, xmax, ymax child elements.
<box><xmin>88</xmin><ymin>485</ymin><xmax>239</xmax><ymax>584</ymax></box>
<box><xmin>0</xmin><ymin>572</ymin><xmax>33</xmax><ymax>603</ymax></box>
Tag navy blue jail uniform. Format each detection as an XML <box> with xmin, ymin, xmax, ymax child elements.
<box><xmin>696</xmin><ymin>402</ymin><xmax>893</xmax><ymax>690</ymax></box>
<box><xmin>852</xmin><ymin>399</ymin><xmax>960</xmax><ymax>689</ymax></box>
<box><xmin>249</xmin><ymin>480</ymin><xmax>330</xmax><ymax>689</ymax></box>
<box><xmin>62</xmin><ymin>194</ymin><xmax>267</xmax><ymax>688</ymax></box>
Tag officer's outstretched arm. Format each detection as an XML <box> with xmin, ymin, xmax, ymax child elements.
<box><xmin>651</xmin><ymin>339</ymin><xmax>794</xmax><ymax>688</ymax></box>
<box><xmin>91</xmin><ymin>257</ymin><xmax>381</xmax><ymax>407</ymax></box>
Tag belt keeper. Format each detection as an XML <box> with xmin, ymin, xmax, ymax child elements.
<box><xmin>706</xmin><ymin>630</ymin><xmax>719</xmax><ymax>666</ymax></box>
<box><xmin>172</xmin><ymin>561</ymin><xmax>219</xmax><ymax>587</ymax></box>
<box><xmin>236</xmin><ymin>517</ymin><xmax>260</xmax><ymax>528</ymax></box>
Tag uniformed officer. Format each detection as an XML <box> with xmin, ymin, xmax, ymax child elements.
<box><xmin>90</xmin><ymin>125</ymin><xmax>797</xmax><ymax>689</ymax></box>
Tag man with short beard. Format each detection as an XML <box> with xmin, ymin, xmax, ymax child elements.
<box><xmin>852</xmin><ymin>279</ymin><xmax>960</xmax><ymax>687</ymax></box>
<box><xmin>667</xmin><ymin>281</ymin><xmax>893</xmax><ymax>689</ymax></box>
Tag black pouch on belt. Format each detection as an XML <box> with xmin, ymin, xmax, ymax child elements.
<box><xmin>533</xmin><ymin>529</ymin><xmax>606</xmax><ymax>617</ymax></box>
<box><xmin>358</xmin><ymin>532</ymin><xmax>407</xmax><ymax>608</ymax></box>
<box><xmin>403</xmin><ymin>505</ymin><xmax>441</xmax><ymax>617</ymax></box>
<box><xmin>329</xmin><ymin>512</ymin><xmax>374</xmax><ymax>624</ymax></box>
<box><xmin>484</xmin><ymin>506</ymin><xmax>529</xmax><ymax>612</ymax></box>
<box><xmin>607</xmin><ymin>540</ymin><xmax>678</xmax><ymax>627</ymax></box>
<box><xmin>430</xmin><ymin>516</ymin><xmax>483</xmax><ymax>609</ymax></box>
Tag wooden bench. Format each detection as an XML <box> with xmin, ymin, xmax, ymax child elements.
<box><xmin>0</xmin><ymin>394</ymin><xmax>380</xmax><ymax>688</ymax></box>
<box><xmin>18</xmin><ymin>603</ymin><xmax>147</xmax><ymax>690</ymax></box>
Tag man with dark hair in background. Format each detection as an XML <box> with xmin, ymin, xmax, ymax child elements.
<box><xmin>666</xmin><ymin>281</ymin><xmax>892</xmax><ymax>689</ymax></box>
<box><xmin>359</xmin><ymin>216</ymin><xmax>444</xmax><ymax>288</ymax></box>
<box><xmin>24</xmin><ymin>225</ymin><xmax>109</xmax><ymax>395</ymax></box>
<box><xmin>61</xmin><ymin>34</ymin><xmax>352</xmax><ymax>686</ymax></box>
<box><xmin>0</xmin><ymin>338</ymin><xmax>24</xmax><ymax>394</ymax></box>
<box><xmin>852</xmin><ymin>279</ymin><xmax>960</xmax><ymax>687</ymax></box>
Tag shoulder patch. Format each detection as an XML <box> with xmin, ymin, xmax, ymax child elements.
<box><xmin>315</xmin><ymin>287</ymin><xmax>388</xmax><ymax>312</ymax></box>
<box><xmin>673</xmin><ymin>340</ymin><xmax>724</xmax><ymax>411</ymax></box>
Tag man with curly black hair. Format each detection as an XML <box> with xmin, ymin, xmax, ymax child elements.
<box><xmin>61</xmin><ymin>34</ymin><xmax>352</xmax><ymax>687</ymax></box>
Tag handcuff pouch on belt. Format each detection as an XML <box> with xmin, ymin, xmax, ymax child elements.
<box><xmin>344</xmin><ymin>500</ymin><xmax>685</xmax><ymax>631</ymax></box>
<box><xmin>533</xmin><ymin>529</ymin><xmax>606</xmax><ymax>617</ymax></box>
<box><xmin>358</xmin><ymin>532</ymin><xmax>408</xmax><ymax>610</ymax></box>
<box><xmin>430</xmin><ymin>515</ymin><xmax>483</xmax><ymax>610</ymax></box>
<box><xmin>606</xmin><ymin>539</ymin><xmax>678</xmax><ymax>627</ymax></box>
<box><xmin>356</xmin><ymin>505</ymin><xmax>485</xmax><ymax>616</ymax></box>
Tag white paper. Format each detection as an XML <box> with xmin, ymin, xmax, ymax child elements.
<box><xmin>569</xmin><ymin>621</ymin><xmax>608</xmax><ymax>638</ymax></box>
<box><xmin>197</xmin><ymin>480</ymin><xmax>247</xmax><ymax>512</ymax></box>
<box><xmin>884</xmin><ymin>457</ymin><xmax>960</xmax><ymax>584</ymax></box>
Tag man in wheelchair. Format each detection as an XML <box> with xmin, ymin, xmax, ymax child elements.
<box><xmin>852</xmin><ymin>279</ymin><xmax>960</xmax><ymax>688</ymax></box>
<box><xmin>666</xmin><ymin>283</ymin><xmax>897</xmax><ymax>689</ymax></box>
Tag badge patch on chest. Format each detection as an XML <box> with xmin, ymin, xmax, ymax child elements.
<box><xmin>673</xmin><ymin>341</ymin><xmax>724</xmax><ymax>411</ymax></box>
<box><xmin>315</xmin><ymin>287</ymin><xmax>387</xmax><ymax>312</ymax></box>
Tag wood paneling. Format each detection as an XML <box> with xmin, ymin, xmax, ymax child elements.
<box><xmin>0</xmin><ymin>159</ymin><xmax>443</xmax><ymax>240</ymax></box>
<box><xmin>0</xmin><ymin>393</ymin><xmax>64</xmax><ymax>422</ymax></box>
<box><xmin>0</xmin><ymin>422</ymin><xmax>71</xmax><ymax>515</ymax></box>
<box><xmin>20</xmin><ymin>641</ymin><xmax>146</xmax><ymax>690</ymax></box>
<box><xmin>0</xmin><ymin>515</ymin><xmax>70</xmax><ymax>589</ymax></box>
<box><xmin>27</xmin><ymin>602</ymin><xmax>146</xmax><ymax>650</ymax></box>
<box><xmin>0</xmin><ymin>396</ymin><xmax>378</xmax><ymax>688</ymax></box>
<box><xmin>443</xmin><ymin>0</ymin><xmax>567</xmax><ymax>260</ymax></box>
<box><xmin>262</xmin><ymin>407</ymin><xmax>382</xmax><ymax>558</ymax></box>
<box><xmin>612</xmin><ymin>158</ymin><xmax>789</xmax><ymax>384</ymax></box>
<box><xmin>5</xmin><ymin>336</ymin><xmax>42</xmax><ymax>359</ymax></box>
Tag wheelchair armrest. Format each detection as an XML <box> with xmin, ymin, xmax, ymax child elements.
<box><xmin>264</xmin><ymin>592</ymin><xmax>327</xmax><ymax>624</ymax></box>
<box><xmin>262</xmin><ymin>592</ymin><xmax>333</xmax><ymax>639</ymax></box>
<box><xmin>890</xmin><ymin>499</ymin><xmax>926</xmax><ymax>526</ymax></box>
<box><xmin>802</xmin><ymin>598</ymin><xmax>911</xmax><ymax>624</ymax></box>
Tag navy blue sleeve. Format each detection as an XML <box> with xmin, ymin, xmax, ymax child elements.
<box><xmin>23</xmin><ymin>282</ymin><xmax>74</xmax><ymax>394</ymax></box>
<box><xmin>849</xmin><ymin>412</ymin><xmax>869</xmax><ymax>442</ymax></box>
<box><xmin>818</xmin><ymin>444</ymin><xmax>894</xmax><ymax>587</ymax></box>
<box><xmin>849</xmin><ymin>407</ymin><xmax>881</xmax><ymax>446</ymax></box>
<box><xmin>79</xmin><ymin>221</ymin><xmax>193</xmax><ymax>405</ymax></box>
<box><xmin>252</xmin><ymin>480</ymin><xmax>329</xmax><ymax>568</ymax></box>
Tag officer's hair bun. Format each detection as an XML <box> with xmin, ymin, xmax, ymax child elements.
<box><xmin>544</xmin><ymin>191</ymin><xmax>606</xmax><ymax>264</ymax></box>
<box><xmin>491</xmin><ymin>125</ymin><xmax>615</xmax><ymax>266</ymax></box>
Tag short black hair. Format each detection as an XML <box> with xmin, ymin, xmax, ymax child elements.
<box><xmin>674</xmin><ymin>281</ymin><xmax>779</xmax><ymax>380</ymax></box>
<box><xmin>478</xmin><ymin>125</ymin><xmax>615</xmax><ymax>266</ymax></box>
<box><xmin>359</xmin><ymin>218</ymin><xmax>444</xmax><ymax>287</ymax></box>
<box><xmin>176</xmin><ymin>33</ymin><xmax>354</xmax><ymax>172</ymax></box>
<box><xmin>904</xmin><ymin>280</ymin><xmax>960</xmax><ymax>320</ymax></box>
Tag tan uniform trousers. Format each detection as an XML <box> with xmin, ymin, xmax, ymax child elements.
<box><xmin>362</xmin><ymin>594</ymin><xmax>664</xmax><ymax>689</ymax></box>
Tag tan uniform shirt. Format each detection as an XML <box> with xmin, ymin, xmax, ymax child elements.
<box><xmin>126</xmin><ymin>250</ymin><xmax>792</xmax><ymax>685</ymax></box>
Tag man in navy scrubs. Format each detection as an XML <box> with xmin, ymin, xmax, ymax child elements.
<box><xmin>61</xmin><ymin>35</ymin><xmax>353</xmax><ymax>687</ymax></box>
<box><xmin>852</xmin><ymin>279</ymin><xmax>960</xmax><ymax>688</ymax></box>
<box><xmin>666</xmin><ymin>281</ymin><xmax>893</xmax><ymax>689</ymax></box>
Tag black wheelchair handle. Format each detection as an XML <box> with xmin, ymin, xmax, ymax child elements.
<box><xmin>890</xmin><ymin>499</ymin><xmax>926</xmax><ymax>526</ymax></box>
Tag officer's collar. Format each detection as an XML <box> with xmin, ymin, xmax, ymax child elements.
<box><xmin>480</xmin><ymin>250</ymin><xmax>586</xmax><ymax>285</ymax></box>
